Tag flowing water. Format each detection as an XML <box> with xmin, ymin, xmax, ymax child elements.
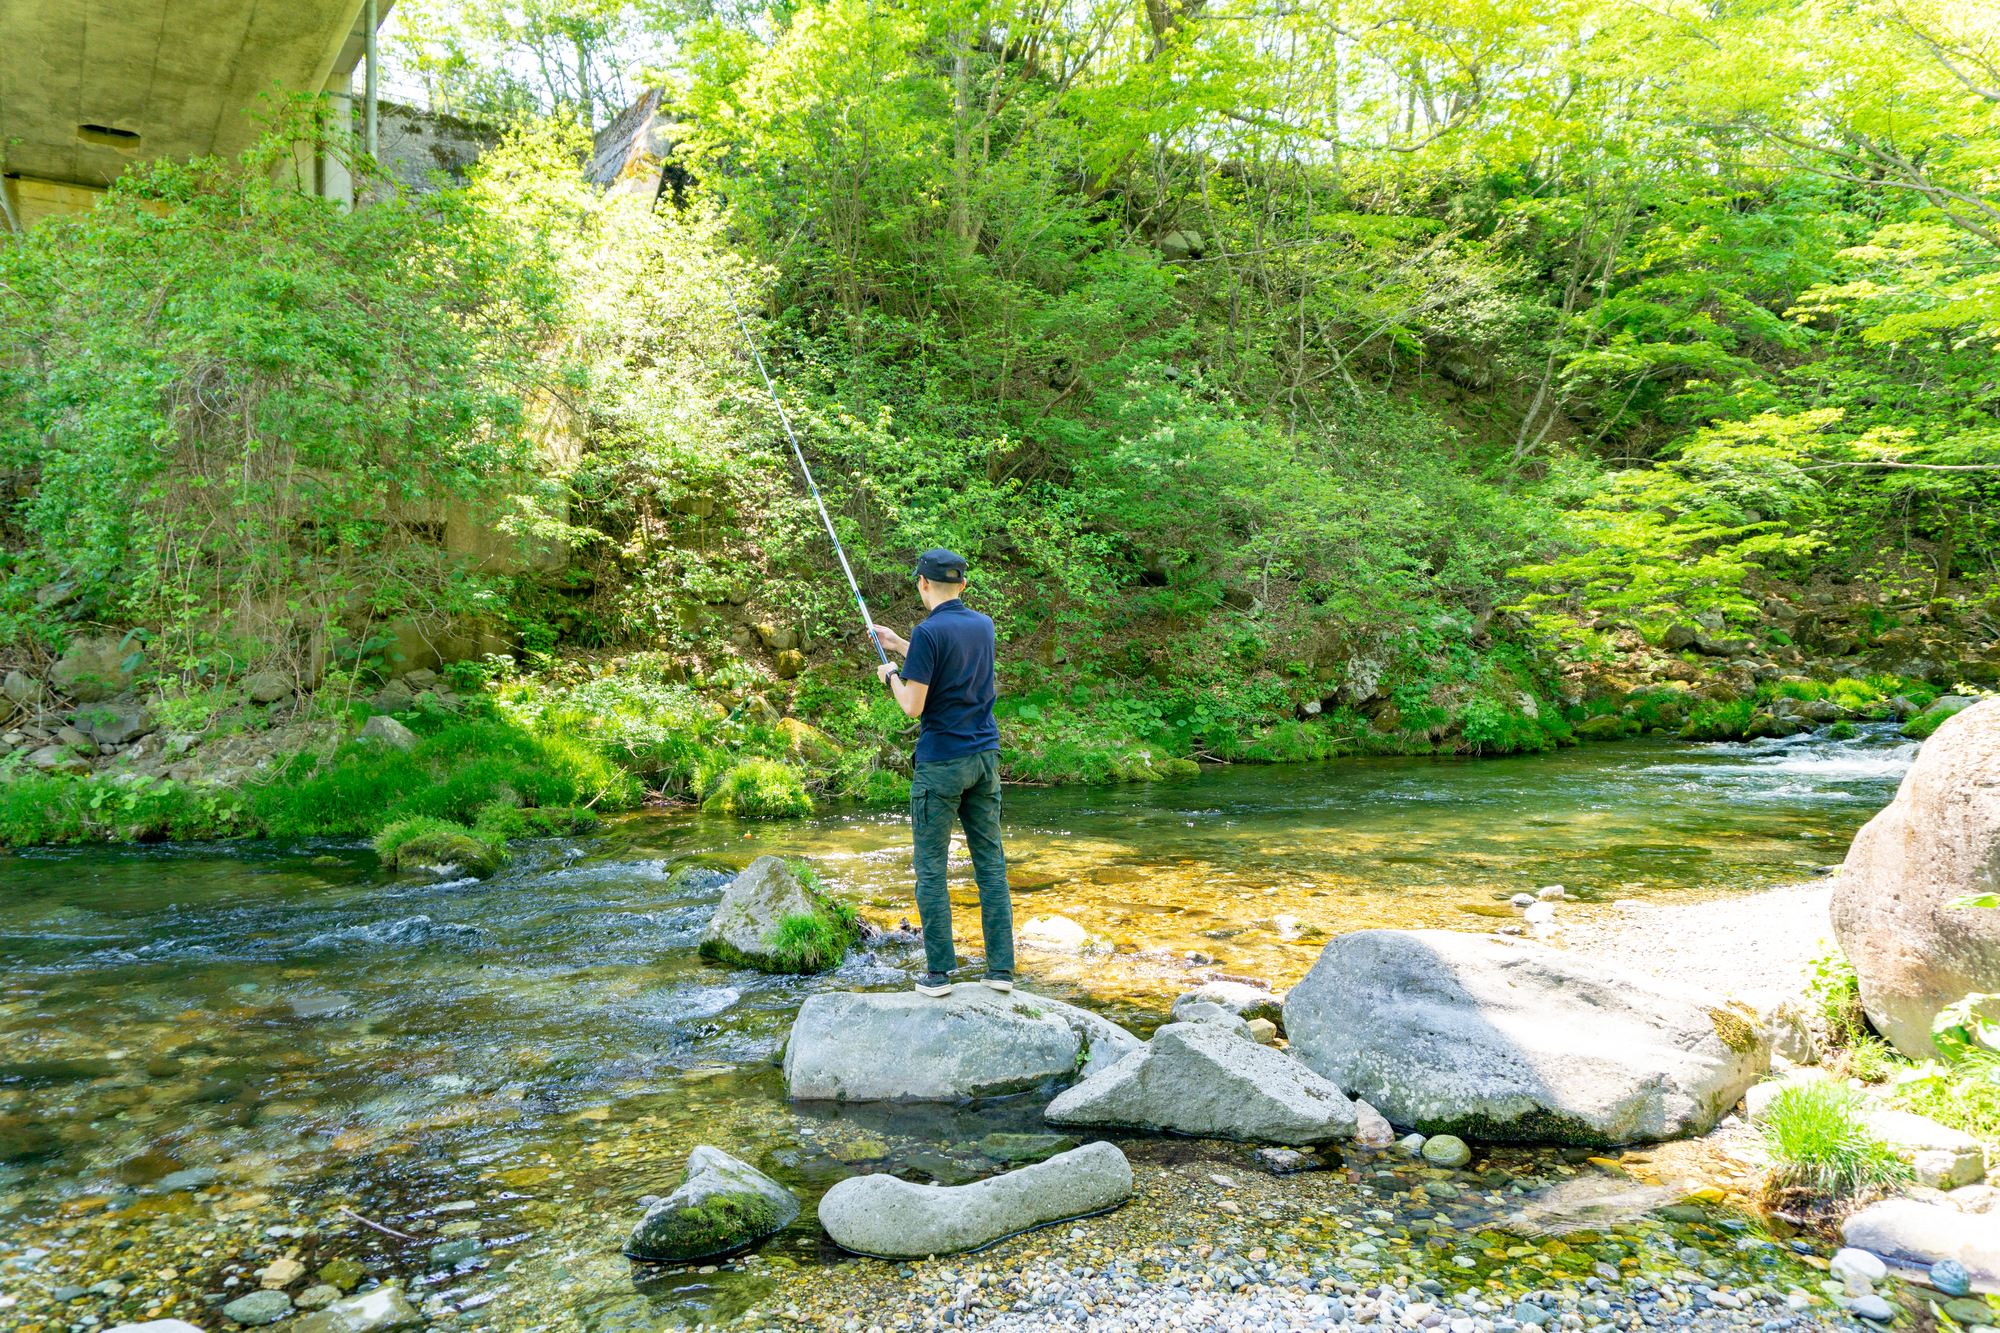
<box><xmin>0</xmin><ymin>726</ymin><xmax>1917</xmax><ymax>1327</ymax></box>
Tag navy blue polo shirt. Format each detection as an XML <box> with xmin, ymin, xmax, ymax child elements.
<box><xmin>899</xmin><ymin>598</ymin><xmax>1000</xmax><ymax>765</ymax></box>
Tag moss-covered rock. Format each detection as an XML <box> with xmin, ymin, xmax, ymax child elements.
<box><xmin>698</xmin><ymin>855</ymin><xmax>860</xmax><ymax>973</ymax></box>
<box><xmin>625</xmin><ymin>1146</ymin><xmax>799</xmax><ymax>1262</ymax></box>
<box><xmin>372</xmin><ymin>816</ymin><xmax>506</xmax><ymax>878</ymax></box>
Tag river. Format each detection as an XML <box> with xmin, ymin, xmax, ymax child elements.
<box><xmin>0</xmin><ymin>725</ymin><xmax>1915</xmax><ymax>1328</ymax></box>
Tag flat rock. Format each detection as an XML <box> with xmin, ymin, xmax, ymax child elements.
<box><xmin>626</xmin><ymin>1145</ymin><xmax>799</xmax><ymax>1262</ymax></box>
<box><xmin>817</xmin><ymin>1140</ymin><xmax>1132</xmax><ymax>1258</ymax></box>
<box><xmin>290</xmin><ymin>1284</ymin><xmax>422</xmax><ymax>1333</ymax></box>
<box><xmin>1833</xmin><ymin>698</ymin><xmax>2000</xmax><ymax>1057</ymax></box>
<box><xmin>1844</xmin><ymin>1199</ymin><xmax>2000</xmax><ymax>1285</ymax></box>
<box><xmin>1045</xmin><ymin>1021</ymin><xmax>1356</xmax><ymax>1144</ymax></box>
<box><xmin>1744</xmin><ymin>1068</ymin><xmax>1832</xmax><ymax>1123</ymax></box>
<box><xmin>71</xmin><ymin>701</ymin><xmax>157</xmax><ymax>746</ymax></box>
<box><xmin>1284</xmin><ymin>929</ymin><xmax>1770</xmax><ymax>1143</ymax></box>
<box><xmin>784</xmin><ymin>986</ymin><xmax>1140</xmax><ymax>1102</ymax></box>
<box><xmin>1172</xmin><ymin>981</ymin><xmax>1285</xmax><ymax>1032</ymax></box>
<box><xmin>1861</xmin><ymin>1109</ymin><xmax>1986</xmax><ymax>1189</ymax></box>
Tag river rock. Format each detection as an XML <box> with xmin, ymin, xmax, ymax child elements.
<box><xmin>785</xmin><ymin>985</ymin><xmax>1140</xmax><ymax>1101</ymax></box>
<box><xmin>1743</xmin><ymin>1067</ymin><xmax>1831</xmax><ymax>1122</ymax></box>
<box><xmin>1045</xmin><ymin>1021</ymin><xmax>1357</xmax><ymax>1144</ymax></box>
<box><xmin>1863</xmin><ymin>1108</ymin><xmax>1986</xmax><ymax>1188</ymax></box>
<box><xmin>817</xmin><ymin>1140</ymin><xmax>1132</xmax><ymax>1258</ymax></box>
<box><xmin>626</xmin><ymin>1145</ymin><xmax>797</xmax><ymax>1261</ymax></box>
<box><xmin>1021</xmin><ymin>915</ymin><xmax>1091</xmax><ymax>951</ymax></box>
<box><xmin>51</xmin><ymin>635</ymin><xmax>139</xmax><ymax>702</ymax></box>
<box><xmin>1932</xmin><ymin>1258</ymin><xmax>1973</xmax><ymax>1296</ymax></box>
<box><xmin>1351</xmin><ymin>1098</ymin><xmax>1396</xmax><ymax>1148</ymax></box>
<box><xmin>1422</xmin><ymin>1134</ymin><xmax>1472</xmax><ymax>1167</ymax></box>
<box><xmin>29</xmin><ymin>744</ymin><xmax>89</xmax><ymax>774</ymax></box>
<box><xmin>1736</xmin><ymin>988</ymin><xmax>1819</xmax><ymax>1064</ymax></box>
<box><xmin>1843</xmin><ymin>1198</ymin><xmax>2000</xmax><ymax>1285</ymax></box>
<box><xmin>358</xmin><ymin>714</ymin><xmax>419</xmax><ymax>751</ymax></box>
<box><xmin>1172</xmin><ymin>1000</ymin><xmax>1255</xmax><ymax>1040</ymax></box>
<box><xmin>698</xmin><ymin>856</ymin><xmax>846</xmax><ymax>972</ymax></box>
<box><xmin>107</xmin><ymin>1324</ymin><xmax>209</xmax><ymax>1333</ymax></box>
<box><xmin>222</xmin><ymin>1289</ymin><xmax>292</xmax><ymax>1325</ymax></box>
<box><xmin>1832</xmin><ymin>698</ymin><xmax>2000</xmax><ymax>1057</ymax></box>
<box><xmin>290</xmin><ymin>1283</ymin><xmax>421</xmax><ymax>1333</ymax></box>
<box><xmin>1694</xmin><ymin>630</ymin><xmax>1755</xmax><ymax>657</ymax></box>
<box><xmin>1663</xmin><ymin>625</ymin><xmax>1698</xmax><ymax>652</ymax></box>
<box><xmin>1284</xmin><ymin>929</ymin><xmax>1770</xmax><ymax>1143</ymax></box>
<box><xmin>1171</xmin><ymin>980</ymin><xmax>1286</xmax><ymax>1032</ymax></box>
<box><xmin>71</xmin><ymin>701</ymin><xmax>157</xmax><ymax>746</ymax></box>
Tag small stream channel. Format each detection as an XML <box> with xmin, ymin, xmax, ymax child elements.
<box><xmin>0</xmin><ymin>727</ymin><xmax>1917</xmax><ymax>1328</ymax></box>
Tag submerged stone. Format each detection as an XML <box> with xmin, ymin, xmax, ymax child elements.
<box><xmin>221</xmin><ymin>1289</ymin><xmax>292</xmax><ymax>1326</ymax></box>
<box><xmin>979</xmin><ymin>1132</ymin><xmax>1079</xmax><ymax>1163</ymax></box>
<box><xmin>290</xmin><ymin>1283</ymin><xmax>421</xmax><ymax>1333</ymax></box>
<box><xmin>626</xmin><ymin>1144</ymin><xmax>800</xmax><ymax>1263</ymax></box>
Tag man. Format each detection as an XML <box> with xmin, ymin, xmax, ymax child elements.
<box><xmin>870</xmin><ymin>548</ymin><xmax>1014</xmax><ymax>998</ymax></box>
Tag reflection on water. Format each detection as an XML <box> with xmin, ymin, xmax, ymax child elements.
<box><xmin>0</xmin><ymin>725</ymin><xmax>1913</xmax><ymax>1324</ymax></box>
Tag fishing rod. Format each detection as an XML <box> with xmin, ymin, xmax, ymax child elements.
<box><xmin>726</xmin><ymin>294</ymin><xmax>889</xmax><ymax>667</ymax></box>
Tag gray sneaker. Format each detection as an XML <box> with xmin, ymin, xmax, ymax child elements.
<box><xmin>981</xmin><ymin>973</ymin><xmax>1014</xmax><ymax>992</ymax></box>
<box><xmin>915</xmin><ymin>973</ymin><xmax>954</xmax><ymax>997</ymax></box>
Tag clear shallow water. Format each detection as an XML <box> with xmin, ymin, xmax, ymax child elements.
<box><xmin>0</xmin><ymin>725</ymin><xmax>1915</xmax><ymax>1324</ymax></box>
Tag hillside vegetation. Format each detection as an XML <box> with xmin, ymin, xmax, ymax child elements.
<box><xmin>1</xmin><ymin>0</ymin><xmax>1999</xmax><ymax>843</ymax></box>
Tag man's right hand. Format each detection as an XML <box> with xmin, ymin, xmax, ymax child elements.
<box><xmin>869</xmin><ymin>623</ymin><xmax>910</xmax><ymax>655</ymax></box>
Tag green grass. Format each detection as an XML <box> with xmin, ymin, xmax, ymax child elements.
<box><xmin>1759</xmin><ymin>1080</ymin><xmax>1911</xmax><ymax>1198</ymax></box>
<box><xmin>701</xmin><ymin>757</ymin><xmax>815</xmax><ymax>816</ymax></box>
<box><xmin>761</xmin><ymin>902</ymin><xmax>861</xmax><ymax>973</ymax></box>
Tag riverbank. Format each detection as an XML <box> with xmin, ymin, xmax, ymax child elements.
<box><xmin>0</xmin><ymin>621</ymin><xmax>1964</xmax><ymax>853</ymax></box>
<box><xmin>1561</xmin><ymin>884</ymin><xmax>1837</xmax><ymax>997</ymax></box>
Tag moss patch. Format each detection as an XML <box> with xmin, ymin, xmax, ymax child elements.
<box><xmin>628</xmin><ymin>1190</ymin><xmax>790</xmax><ymax>1262</ymax></box>
<box><xmin>372</xmin><ymin>816</ymin><xmax>507</xmax><ymax>878</ymax></box>
<box><xmin>1708</xmin><ymin>1003</ymin><xmax>1758</xmax><ymax>1054</ymax></box>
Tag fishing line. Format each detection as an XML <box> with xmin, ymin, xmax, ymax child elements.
<box><xmin>726</xmin><ymin>293</ymin><xmax>888</xmax><ymax>667</ymax></box>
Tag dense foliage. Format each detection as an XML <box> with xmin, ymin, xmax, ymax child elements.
<box><xmin>4</xmin><ymin>0</ymin><xmax>2000</xmax><ymax>841</ymax></box>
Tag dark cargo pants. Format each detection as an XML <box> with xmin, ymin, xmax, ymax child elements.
<box><xmin>910</xmin><ymin>749</ymin><xmax>1013</xmax><ymax>978</ymax></box>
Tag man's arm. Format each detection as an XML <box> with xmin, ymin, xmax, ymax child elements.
<box><xmin>876</xmin><ymin>662</ymin><xmax>929</xmax><ymax>718</ymax></box>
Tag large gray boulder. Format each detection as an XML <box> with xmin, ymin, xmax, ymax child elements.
<box><xmin>1171</xmin><ymin>981</ymin><xmax>1286</xmax><ymax>1033</ymax></box>
<box><xmin>1843</xmin><ymin>1199</ymin><xmax>2000</xmax><ymax>1285</ymax></box>
<box><xmin>1045</xmin><ymin>1021</ymin><xmax>1357</xmax><ymax>1144</ymax></box>
<box><xmin>626</xmin><ymin>1145</ymin><xmax>799</xmax><ymax>1262</ymax></box>
<box><xmin>784</xmin><ymin>986</ymin><xmax>1140</xmax><ymax>1102</ymax></box>
<box><xmin>1284</xmin><ymin>930</ymin><xmax>1770</xmax><ymax>1143</ymax></box>
<box><xmin>1832</xmin><ymin>698</ymin><xmax>2000</xmax><ymax>1057</ymax></box>
<box><xmin>700</xmin><ymin>856</ymin><xmax>848</xmax><ymax>973</ymax></box>
<box><xmin>818</xmin><ymin>1140</ymin><xmax>1132</xmax><ymax>1258</ymax></box>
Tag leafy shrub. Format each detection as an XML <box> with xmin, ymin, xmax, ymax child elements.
<box><xmin>372</xmin><ymin>815</ymin><xmax>506</xmax><ymax>877</ymax></box>
<box><xmin>1758</xmin><ymin>1080</ymin><xmax>1910</xmax><ymax>1198</ymax></box>
<box><xmin>1805</xmin><ymin>941</ymin><xmax>1869</xmax><ymax>1047</ymax></box>
<box><xmin>701</xmin><ymin>758</ymin><xmax>814</xmax><ymax>817</ymax></box>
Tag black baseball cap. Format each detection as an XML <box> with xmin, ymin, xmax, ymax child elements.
<box><xmin>914</xmin><ymin>548</ymin><xmax>968</xmax><ymax>582</ymax></box>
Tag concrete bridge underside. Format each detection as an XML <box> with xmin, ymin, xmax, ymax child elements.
<box><xmin>0</xmin><ymin>0</ymin><xmax>381</xmax><ymax>224</ymax></box>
